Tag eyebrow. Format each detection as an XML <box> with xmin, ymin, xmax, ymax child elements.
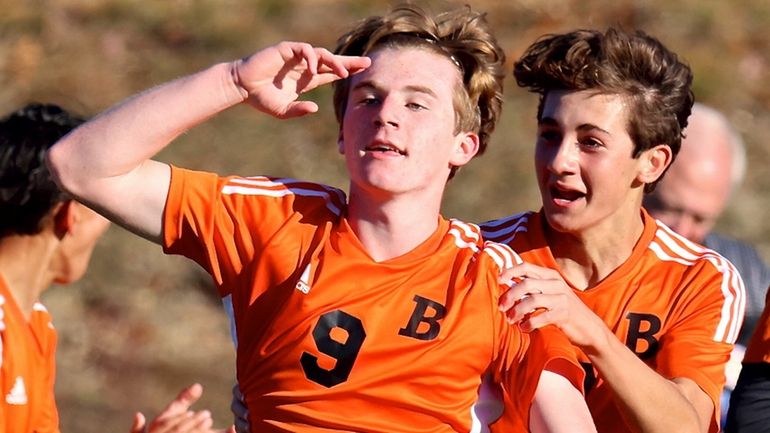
<box><xmin>351</xmin><ymin>80</ymin><xmax>438</xmax><ymax>99</ymax></box>
<box><xmin>539</xmin><ymin>116</ymin><xmax>612</xmax><ymax>135</ymax></box>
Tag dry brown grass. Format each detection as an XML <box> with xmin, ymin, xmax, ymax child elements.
<box><xmin>2</xmin><ymin>0</ymin><xmax>769</xmax><ymax>431</ymax></box>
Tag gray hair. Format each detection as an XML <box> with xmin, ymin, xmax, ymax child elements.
<box><xmin>690</xmin><ymin>103</ymin><xmax>747</xmax><ymax>193</ymax></box>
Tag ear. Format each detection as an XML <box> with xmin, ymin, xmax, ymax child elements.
<box><xmin>637</xmin><ymin>144</ymin><xmax>673</xmax><ymax>184</ymax></box>
<box><xmin>52</xmin><ymin>200</ymin><xmax>76</xmax><ymax>239</ymax></box>
<box><xmin>449</xmin><ymin>131</ymin><xmax>480</xmax><ymax>168</ymax></box>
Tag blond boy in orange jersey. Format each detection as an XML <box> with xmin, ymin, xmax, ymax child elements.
<box><xmin>47</xmin><ymin>4</ymin><xmax>597</xmax><ymax>433</ymax></box>
<box><xmin>0</xmin><ymin>104</ymin><xmax>232</xmax><ymax>433</ymax></box>
<box><xmin>727</xmin><ymin>285</ymin><xmax>770</xmax><ymax>432</ymax></box>
<box><xmin>487</xmin><ymin>29</ymin><xmax>745</xmax><ymax>433</ymax></box>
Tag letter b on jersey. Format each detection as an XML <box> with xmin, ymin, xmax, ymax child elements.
<box><xmin>625</xmin><ymin>312</ymin><xmax>661</xmax><ymax>360</ymax></box>
<box><xmin>399</xmin><ymin>295</ymin><xmax>446</xmax><ymax>341</ymax></box>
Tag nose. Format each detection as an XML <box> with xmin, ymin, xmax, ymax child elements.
<box><xmin>542</xmin><ymin>139</ymin><xmax>578</xmax><ymax>176</ymax></box>
<box><xmin>373</xmin><ymin>98</ymin><xmax>400</xmax><ymax>129</ymax></box>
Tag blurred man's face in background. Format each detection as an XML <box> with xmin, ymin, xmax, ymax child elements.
<box><xmin>644</xmin><ymin>107</ymin><xmax>735</xmax><ymax>243</ymax></box>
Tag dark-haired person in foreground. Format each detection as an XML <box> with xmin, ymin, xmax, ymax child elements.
<box><xmin>0</xmin><ymin>103</ymin><xmax>227</xmax><ymax>433</ymax></box>
<box><xmin>46</xmin><ymin>3</ymin><xmax>597</xmax><ymax>432</ymax></box>
<box><xmin>486</xmin><ymin>28</ymin><xmax>744</xmax><ymax>433</ymax></box>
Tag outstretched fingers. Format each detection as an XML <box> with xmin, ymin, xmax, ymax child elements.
<box><xmin>279</xmin><ymin>49</ymin><xmax>369</xmax><ymax>118</ymax></box>
<box><xmin>157</xmin><ymin>383</ymin><xmax>204</xmax><ymax>421</ymax></box>
<box><xmin>154</xmin><ymin>410</ymin><xmax>214</xmax><ymax>433</ymax></box>
<box><xmin>236</xmin><ymin>41</ymin><xmax>370</xmax><ymax>119</ymax></box>
<box><xmin>279</xmin><ymin>43</ymin><xmax>370</xmax><ymax>85</ymax></box>
<box><xmin>315</xmin><ymin>48</ymin><xmax>371</xmax><ymax>78</ymax></box>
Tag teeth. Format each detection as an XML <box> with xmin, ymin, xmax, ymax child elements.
<box><xmin>369</xmin><ymin>145</ymin><xmax>402</xmax><ymax>154</ymax></box>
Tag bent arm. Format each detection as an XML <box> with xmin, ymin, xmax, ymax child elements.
<box><xmin>500</xmin><ymin>263</ymin><xmax>719</xmax><ymax>433</ymax></box>
<box><xmin>47</xmin><ymin>62</ymin><xmax>246</xmax><ymax>243</ymax></box>
<box><xmin>47</xmin><ymin>42</ymin><xmax>370</xmax><ymax>243</ymax></box>
<box><xmin>586</xmin><ymin>326</ymin><xmax>712</xmax><ymax>433</ymax></box>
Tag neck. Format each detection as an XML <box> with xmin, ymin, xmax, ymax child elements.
<box><xmin>0</xmin><ymin>234</ymin><xmax>58</xmax><ymax>319</ymax></box>
<box><xmin>347</xmin><ymin>185</ymin><xmax>443</xmax><ymax>262</ymax></box>
<box><xmin>545</xmin><ymin>209</ymin><xmax>645</xmax><ymax>290</ymax></box>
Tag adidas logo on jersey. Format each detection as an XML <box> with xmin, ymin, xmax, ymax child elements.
<box><xmin>6</xmin><ymin>376</ymin><xmax>27</xmax><ymax>405</ymax></box>
<box><xmin>295</xmin><ymin>264</ymin><xmax>312</xmax><ymax>294</ymax></box>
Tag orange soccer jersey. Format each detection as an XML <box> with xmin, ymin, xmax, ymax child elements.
<box><xmin>482</xmin><ymin>209</ymin><xmax>745</xmax><ymax>433</ymax></box>
<box><xmin>162</xmin><ymin>167</ymin><xmax>583</xmax><ymax>432</ymax></box>
<box><xmin>0</xmin><ymin>276</ymin><xmax>59</xmax><ymax>433</ymax></box>
<box><xmin>744</xmin><ymin>287</ymin><xmax>770</xmax><ymax>363</ymax></box>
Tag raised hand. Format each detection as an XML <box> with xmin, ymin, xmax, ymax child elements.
<box><xmin>497</xmin><ymin>262</ymin><xmax>606</xmax><ymax>352</ymax></box>
<box><xmin>231</xmin><ymin>41</ymin><xmax>371</xmax><ymax>119</ymax></box>
<box><xmin>129</xmin><ymin>383</ymin><xmax>235</xmax><ymax>433</ymax></box>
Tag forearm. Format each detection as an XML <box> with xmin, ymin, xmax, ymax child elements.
<box><xmin>48</xmin><ymin>61</ymin><xmax>245</xmax><ymax>198</ymax></box>
<box><xmin>586</xmin><ymin>327</ymin><xmax>705</xmax><ymax>433</ymax></box>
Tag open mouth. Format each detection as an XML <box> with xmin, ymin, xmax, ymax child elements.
<box><xmin>365</xmin><ymin>142</ymin><xmax>407</xmax><ymax>156</ymax></box>
<box><xmin>550</xmin><ymin>185</ymin><xmax>585</xmax><ymax>204</ymax></box>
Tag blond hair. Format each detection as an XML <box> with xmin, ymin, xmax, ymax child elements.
<box><xmin>333</xmin><ymin>3</ymin><xmax>505</xmax><ymax>164</ymax></box>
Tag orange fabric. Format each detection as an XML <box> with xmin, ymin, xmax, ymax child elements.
<box><xmin>163</xmin><ymin>167</ymin><xmax>583</xmax><ymax>432</ymax></box>
<box><xmin>482</xmin><ymin>209</ymin><xmax>745</xmax><ymax>433</ymax></box>
<box><xmin>0</xmin><ymin>277</ymin><xmax>59</xmax><ymax>433</ymax></box>
<box><xmin>744</xmin><ymin>287</ymin><xmax>770</xmax><ymax>363</ymax></box>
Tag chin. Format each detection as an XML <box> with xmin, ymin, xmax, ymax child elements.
<box><xmin>55</xmin><ymin>267</ymin><xmax>88</xmax><ymax>286</ymax></box>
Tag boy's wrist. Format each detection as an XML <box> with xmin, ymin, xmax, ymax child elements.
<box><xmin>225</xmin><ymin>60</ymin><xmax>249</xmax><ymax>103</ymax></box>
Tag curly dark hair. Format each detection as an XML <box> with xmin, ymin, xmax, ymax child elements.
<box><xmin>332</xmin><ymin>3</ymin><xmax>506</xmax><ymax>175</ymax></box>
<box><xmin>0</xmin><ymin>103</ymin><xmax>85</xmax><ymax>236</ymax></box>
<box><xmin>514</xmin><ymin>28</ymin><xmax>694</xmax><ymax>192</ymax></box>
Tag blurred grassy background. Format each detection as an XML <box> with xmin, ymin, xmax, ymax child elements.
<box><xmin>1</xmin><ymin>0</ymin><xmax>769</xmax><ymax>431</ymax></box>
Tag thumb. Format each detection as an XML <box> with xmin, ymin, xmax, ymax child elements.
<box><xmin>128</xmin><ymin>412</ymin><xmax>146</xmax><ymax>433</ymax></box>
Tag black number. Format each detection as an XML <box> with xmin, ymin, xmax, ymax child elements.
<box><xmin>300</xmin><ymin>310</ymin><xmax>366</xmax><ymax>388</ymax></box>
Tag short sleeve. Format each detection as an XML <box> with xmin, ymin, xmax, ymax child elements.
<box><xmin>656</xmin><ymin>261</ymin><xmax>744</xmax><ymax>432</ymax></box>
<box><xmin>162</xmin><ymin>165</ymin><xmax>246</xmax><ymax>293</ymax></box>
<box><xmin>494</xmin><ymin>325</ymin><xmax>584</xmax><ymax>432</ymax></box>
<box><xmin>162</xmin><ymin>166</ymin><xmax>346</xmax><ymax>297</ymax></box>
